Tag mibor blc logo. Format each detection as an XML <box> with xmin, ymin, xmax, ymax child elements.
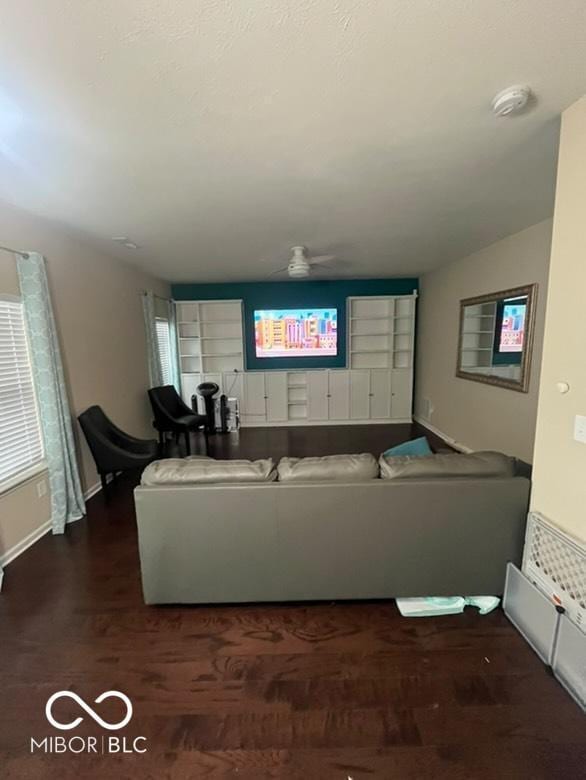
<box><xmin>31</xmin><ymin>691</ymin><xmax>147</xmax><ymax>755</ymax></box>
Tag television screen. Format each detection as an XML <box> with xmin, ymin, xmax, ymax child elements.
<box><xmin>498</xmin><ymin>300</ymin><xmax>527</xmax><ymax>353</ymax></box>
<box><xmin>254</xmin><ymin>308</ymin><xmax>337</xmax><ymax>358</ymax></box>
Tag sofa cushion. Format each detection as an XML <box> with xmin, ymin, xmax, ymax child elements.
<box><xmin>277</xmin><ymin>453</ymin><xmax>378</xmax><ymax>482</ymax></box>
<box><xmin>141</xmin><ymin>457</ymin><xmax>277</xmax><ymax>485</ymax></box>
<box><xmin>383</xmin><ymin>436</ymin><xmax>432</xmax><ymax>458</ymax></box>
<box><xmin>379</xmin><ymin>450</ymin><xmax>515</xmax><ymax>480</ymax></box>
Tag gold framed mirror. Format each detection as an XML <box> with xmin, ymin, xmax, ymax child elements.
<box><xmin>456</xmin><ymin>284</ymin><xmax>537</xmax><ymax>393</ymax></box>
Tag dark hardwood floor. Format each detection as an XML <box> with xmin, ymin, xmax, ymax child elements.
<box><xmin>174</xmin><ymin>420</ymin><xmax>449</xmax><ymax>461</ymax></box>
<box><xmin>1</xmin><ymin>424</ymin><xmax>584</xmax><ymax>779</ymax></box>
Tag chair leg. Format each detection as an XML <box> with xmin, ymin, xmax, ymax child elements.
<box><xmin>203</xmin><ymin>426</ymin><xmax>209</xmax><ymax>456</ymax></box>
<box><xmin>100</xmin><ymin>473</ymin><xmax>108</xmax><ymax>498</ymax></box>
<box><xmin>184</xmin><ymin>430</ymin><xmax>191</xmax><ymax>456</ymax></box>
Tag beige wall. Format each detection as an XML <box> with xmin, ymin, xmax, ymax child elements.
<box><xmin>415</xmin><ymin>219</ymin><xmax>552</xmax><ymax>462</ymax></box>
<box><xmin>0</xmin><ymin>200</ymin><xmax>169</xmax><ymax>559</ymax></box>
<box><xmin>531</xmin><ymin>98</ymin><xmax>586</xmax><ymax>543</ymax></box>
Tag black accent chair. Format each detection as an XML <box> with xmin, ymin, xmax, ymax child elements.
<box><xmin>148</xmin><ymin>385</ymin><xmax>208</xmax><ymax>456</ymax></box>
<box><xmin>78</xmin><ymin>406</ymin><xmax>158</xmax><ymax>493</ymax></box>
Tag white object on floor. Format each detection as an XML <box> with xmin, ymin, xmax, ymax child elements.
<box><xmin>396</xmin><ymin>596</ymin><xmax>500</xmax><ymax>617</ymax></box>
<box><xmin>504</xmin><ymin>562</ymin><xmax>585</xmax><ymax>711</ymax></box>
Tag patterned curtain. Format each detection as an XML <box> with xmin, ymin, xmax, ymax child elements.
<box><xmin>16</xmin><ymin>252</ymin><xmax>85</xmax><ymax>534</ymax></box>
<box><xmin>141</xmin><ymin>291</ymin><xmax>163</xmax><ymax>388</ymax></box>
<box><xmin>167</xmin><ymin>298</ymin><xmax>181</xmax><ymax>391</ymax></box>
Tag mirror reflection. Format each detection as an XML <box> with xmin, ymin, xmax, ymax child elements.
<box><xmin>457</xmin><ymin>285</ymin><xmax>536</xmax><ymax>392</ymax></box>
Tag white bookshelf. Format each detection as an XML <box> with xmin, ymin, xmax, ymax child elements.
<box><xmin>176</xmin><ymin>300</ymin><xmax>244</xmax><ymax>377</ymax></box>
<box><xmin>348</xmin><ymin>295</ymin><xmax>416</xmax><ymax>370</ymax></box>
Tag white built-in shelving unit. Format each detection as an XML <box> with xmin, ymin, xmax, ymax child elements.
<box><xmin>349</xmin><ymin>295</ymin><xmax>415</xmax><ymax>370</ymax></box>
<box><xmin>176</xmin><ymin>300</ymin><xmax>244</xmax><ymax>412</ymax></box>
<box><xmin>175</xmin><ymin>293</ymin><xmax>416</xmax><ymax>426</ymax></box>
<box><xmin>176</xmin><ymin>300</ymin><xmax>244</xmax><ymax>375</ymax></box>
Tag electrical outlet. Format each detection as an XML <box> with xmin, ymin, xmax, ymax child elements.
<box><xmin>36</xmin><ymin>479</ymin><xmax>47</xmax><ymax>498</ymax></box>
<box><xmin>573</xmin><ymin>415</ymin><xmax>586</xmax><ymax>444</ymax></box>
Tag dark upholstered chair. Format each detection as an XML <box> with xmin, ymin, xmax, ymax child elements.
<box><xmin>78</xmin><ymin>406</ymin><xmax>158</xmax><ymax>492</ymax></box>
<box><xmin>148</xmin><ymin>385</ymin><xmax>208</xmax><ymax>456</ymax></box>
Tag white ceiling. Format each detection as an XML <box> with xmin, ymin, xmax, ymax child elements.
<box><xmin>0</xmin><ymin>1</ymin><xmax>585</xmax><ymax>282</ymax></box>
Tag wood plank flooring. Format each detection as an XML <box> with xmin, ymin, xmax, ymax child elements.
<box><xmin>0</xmin><ymin>424</ymin><xmax>583</xmax><ymax>778</ymax></box>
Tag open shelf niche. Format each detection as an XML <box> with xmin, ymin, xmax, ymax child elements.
<box><xmin>287</xmin><ymin>372</ymin><xmax>308</xmax><ymax>421</ymax></box>
<box><xmin>349</xmin><ymin>295</ymin><xmax>415</xmax><ymax>370</ymax></box>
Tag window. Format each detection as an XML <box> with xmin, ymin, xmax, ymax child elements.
<box><xmin>155</xmin><ymin>317</ymin><xmax>173</xmax><ymax>386</ymax></box>
<box><xmin>0</xmin><ymin>297</ymin><xmax>44</xmax><ymax>489</ymax></box>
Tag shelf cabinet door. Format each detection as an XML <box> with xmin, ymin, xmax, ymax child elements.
<box><xmin>265</xmin><ymin>372</ymin><xmax>288</xmax><ymax>422</ymax></box>
<box><xmin>350</xmin><ymin>370</ymin><xmax>370</xmax><ymax>419</ymax></box>
<box><xmin>307</xmin><ymin>371</ymin><xmax>329</xmax><ymax>420</ymax></box>
<box><xmin>370</xmin><ymin>369</ymin><xmax>392</xmax><ymax>419</ymax></box>
<box><xmin>391</xmin><ymin>370</ymin><xmax>412</xmax><ymax>419</ymax></box>
<box><xmin>242</xmin><ymin>372</ymin><xmax>266</xmax><ymax>418</ymax></box>
<box><xmin>328</xmin><ymin>370</ymin><xmax>350</xmax><ymax>420</ymax></box>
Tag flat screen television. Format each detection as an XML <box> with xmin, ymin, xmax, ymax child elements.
<box><xmin>494</xmin><ymin>297</ymin><xmax>527</xmax><ymax>356</ymax></box>
<box><xmin>254</xmin><ymin>308</ymin><xmax>338</xmax><ymax>358</ymax></box>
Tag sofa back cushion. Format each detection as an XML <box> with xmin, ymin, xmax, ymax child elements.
<box><xmin>278</xmin><ymin>453</ymin><xmax>378</xmax><ymax>482</ymax></box>
<box><xmin>379</xmin><ymin>450</ymin><xmax>515</xmax><ymax>480</ymax></box>
<box><xmin>141</xmin><ymin>457</ymin><xmax>277</xmax><ymax>485</ymax></box>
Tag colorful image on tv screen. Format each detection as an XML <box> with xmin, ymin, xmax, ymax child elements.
<box><xmin>499</xmin><ymin>301</ymin><xmax>526</xmax><ymax>353</ymax></box>
<box><xmin>254</xmin><ymin>309</ymin><xmax>337</xmax><ymax>358</ymax></box>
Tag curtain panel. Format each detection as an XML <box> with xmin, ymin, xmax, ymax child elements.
<box><xmin>16</xmin><ymin>252</ymin><xmax>85</xmax><ymax>534</ymax></box>
<box><xmin>142</xmin><ymin>291</ymin><xmax>164</xmax><ymax>388</ymax></box>
<box><xmin>142</xmin><ymin>291</ymin><xmax>180</xmax><ymax>391</ymax></box>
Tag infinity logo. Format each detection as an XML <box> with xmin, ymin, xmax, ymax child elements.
<box><xmin>45</xmin><ymin>691</ymin><xmax>133</xmax><ymax>731</ymax></box>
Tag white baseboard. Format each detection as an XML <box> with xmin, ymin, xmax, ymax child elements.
<box><xmin>0</xmin><ymin>519</ymin><xmax>52</xmax><ymax>569</ymax></box>
<box><xmin>84</xmin><ymin>480</ymin><xmax>103</xmax><ymax>501</ymax></box>
<box><xmin>240</xmin><ymin>418</ymin><xmax>413</xmax><ymax>428</ymax></box>
<box><xmin>413</xmin><ymin>416</ymin><xmax>473</xmax><ymax>453</ymax></box>
<box><xmin>84</xmin><ymin>473</ymin><xmax>116</xmax><ymax>501</ymax></box>
<box><xmin>0</xmin><ymin>475</ymin><xmax>115</xmax><ymax>576</ymax></box>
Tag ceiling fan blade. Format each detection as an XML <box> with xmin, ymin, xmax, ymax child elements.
<box><xmin>266</xmin><ymin>265</ymin><xmax>289</xmax><ymax>278</ymax></box>
<box><xmin>310</xmin><ymin>264</ymin><xmax>336</xmax><ymax>274</ymax></box>
<box><xmin>309</xmin><ymin>254</ymin><xmax>336</xmax><ymax>265</ymax></box>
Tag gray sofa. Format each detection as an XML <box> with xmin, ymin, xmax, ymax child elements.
<box><xmin>134</xmin><ymin>452</ymin><xmax>530</xmax><ymax>604</ymax></box>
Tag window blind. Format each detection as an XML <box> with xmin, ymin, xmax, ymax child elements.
<box><xmin>0</xmin><ymin>298</ymin><xmax>44</xmax><ymax>487</ymax></box>
<box><xmin>155</xmin><ymin>318</ymin><xmax>173</xmax><ymax>386</ymax></box>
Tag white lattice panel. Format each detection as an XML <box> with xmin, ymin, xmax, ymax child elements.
<box><xmin>523</xmin><ymin>512</ymin><xmax>586</xmax><ymax>632</ymax></box>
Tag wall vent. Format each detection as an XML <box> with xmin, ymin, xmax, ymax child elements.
<box><xmin>522</xmin><ymin>512</ymin><xmax>586</xmax><ymax>632</ymax></box>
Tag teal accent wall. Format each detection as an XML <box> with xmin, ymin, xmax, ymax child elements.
<box><xmin>172</xmin><ymin>278</ymin><xmax>418</xmax><ymax>370</ymax></box>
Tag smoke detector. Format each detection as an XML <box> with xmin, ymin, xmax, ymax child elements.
<box><xmin>492</xmin><ymin>86</ymin><xmax>532</xmax><ymax>117</ymax></box>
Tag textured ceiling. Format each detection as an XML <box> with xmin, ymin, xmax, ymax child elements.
<box><xmin>0</xmin><ymin>1</ymin><xmax>585</xmax><ymax>282</ymax></box>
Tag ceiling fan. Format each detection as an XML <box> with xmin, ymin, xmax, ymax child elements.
<box><xmin>267</xmin><ymin>246</ymin><xmax>336</xmax><ymax>279</ymax></box>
